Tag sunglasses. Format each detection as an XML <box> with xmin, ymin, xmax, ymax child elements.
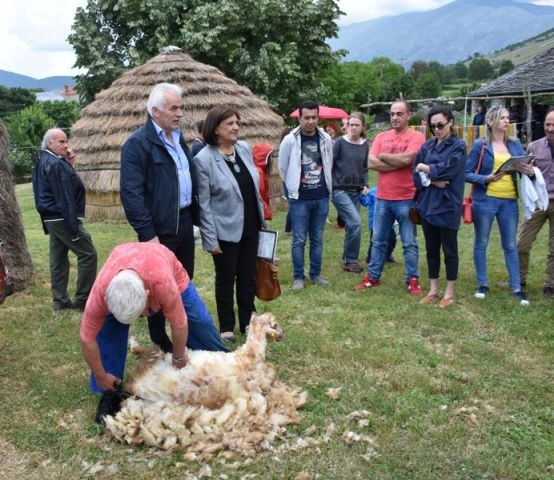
<box><xmin>429</xmin><ymin>122</ymin><xmax>448</xmax><ymax>131</ymax></box>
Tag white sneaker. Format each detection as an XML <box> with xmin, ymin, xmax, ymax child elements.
<box><xmin>292</xmin><ymin>279</ymin><xmax>304</xmax><ymax>291</ymax></box>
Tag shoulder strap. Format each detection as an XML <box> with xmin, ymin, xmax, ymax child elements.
<box><xmin>475</xmin><ymin>143</ymin><xmax>485</xmax><ymax>174</ymax></box>
<box><xmin>469</xmin><ymin>143</ymin><xmax>486</xmax><ymax>199</ymax></box>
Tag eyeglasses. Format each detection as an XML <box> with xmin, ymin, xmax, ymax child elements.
<box><xmin>429</xmin><ymin>122</ymin><xmax>448</xmax><ymax>131</ymax></box>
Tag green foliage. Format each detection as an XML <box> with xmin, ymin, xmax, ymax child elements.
<box><xmin>468</xmin><ymin>58</ymin><xmax>494</xmax><ymax>81</ymax></box>
<box><xmin>453</xmin><ymin>61</ymin><xmax>468</xmax><ymax>79</ymax></box>
<box><xmin>497</xmin><ymin>59</ymin><xmax>515</xmax><ymax>76</ymax></box>
<box><xmin>412</xmin><ymin>72</ymin><xmax>442</xmax><ymax>99</ymax></box>
<box><xmin>68</xmin><ymin>0</ymin><xmax>343</xmax><ymax>113</ymax></box>
<box><xmin>0</xmin><ymin>86</ymin><xmax>36</xmax><ymax>118</ymax></box>
<box><xmin>39</xmin><ymin>101</ymin><xmax>81</xmax><ymax>130</ymax></box>
<box><xmin>5</xmin><ymin>104</ymin><xmax>56</xmax><ymax>179</ymax></box>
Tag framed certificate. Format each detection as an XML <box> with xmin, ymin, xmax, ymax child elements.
<box><xmin>258</xmin><ymin>229</ymin><xmax>278</xmax><ymax>261</ymax></box>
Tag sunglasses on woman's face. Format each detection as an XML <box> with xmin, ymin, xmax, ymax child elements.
<box><xmin>430</xmin><ymin>122</ymin><xmax>448</xmax><ymax>131</ymax></box>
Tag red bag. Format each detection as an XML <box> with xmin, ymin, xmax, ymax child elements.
<box><xmin>462</xmin><ymin>196</ymin><xmax>473</xmax><ymax>224</ymax></box>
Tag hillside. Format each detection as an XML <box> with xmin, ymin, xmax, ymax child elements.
<box><xmin>484</xmin><ymin>28</ymin><xmax>554</xmax><ymax>66</ymax></box>
<box><xmin>331</xmin><ymin>0</ymin><xmax>554</xmax><ymax>66</ymax></box>
<box><xmin>0</xmin><ymin>69</ymin><xmax>75</xmax><ymax>90</ymax></box>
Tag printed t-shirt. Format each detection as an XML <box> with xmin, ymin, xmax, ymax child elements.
<box><xmin>298</xmin><ymin>133</ymin><xmax>329</xmax><ymax>200</ymax></box>
<box><xmin>80</xmin><ymin>243</ymin><xmax>190</xmax><ymax>343</ymax></box>
<box><xmin>370</xmin><ymin>128</ymin><xmax>426</xmax><ymax>200</ymax></box>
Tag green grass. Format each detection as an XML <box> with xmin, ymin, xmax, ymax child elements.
<box><xmin>0</xmin><ymin>183</ymin><xmax>552</xmax><ymax>479</ymax></box>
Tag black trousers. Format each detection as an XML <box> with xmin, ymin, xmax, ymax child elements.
<box><xmin>421</xmin><ymin>218</ymin><xmax>459</xmax><ymax>281</ymax></box>
<box><xmin>148</xmin><ymin>207</ymin><xmax>195</xmax><ymax>352</ymax></box>
<box><xmin>212</xmin><ymin>233</ymin><xmax>258</xmax><ymax>334</ymax></box>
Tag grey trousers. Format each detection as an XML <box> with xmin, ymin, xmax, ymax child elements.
<box><xmin>45</xmin><ymin>220</ymin><xmax>97</xmax><ymax>308</ymax></box>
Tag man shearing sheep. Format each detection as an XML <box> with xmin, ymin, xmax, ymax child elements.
<box><xmin>80</xmin><ymin>242</ymin><xmax>227</xmax><ymax>424</ymax></box>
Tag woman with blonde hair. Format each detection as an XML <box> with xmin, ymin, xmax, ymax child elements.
<box><xmin>465</xmin><ymin>105</ymin><xmax>534</xmax><ymax>305</ymax></box>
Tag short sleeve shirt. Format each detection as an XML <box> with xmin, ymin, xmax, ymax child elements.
<box><xmin>370</xmin><ymin>128</ymin><xmax>426</xmax><ymax>200</ymax></box>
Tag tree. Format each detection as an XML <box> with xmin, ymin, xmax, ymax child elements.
<box><xmin>497</xmin><ymin>59</ymin><xmax>515</xmax><ymax>76</ymax></box>
<box><xmin>409</xmin><ymin>61</ymin><xmax>428</xmax><ymax>81</ymax></box>
<box><xmin>5</xmin><ymin>105</ymin><xmax>56</xmax><ymax>179</ymax></box>
<box><xmin>0</xmin><ymin>86</ymin><xmax>36</xmax><ymax>118</ymax></box>
<box><xmin>319</xmin><ymin>61</ymin><xmax>379</xmax><ymax>113</ymax></box>
<box><xmin>468</xmin><ymin>58</ymin><xmax>494</xmax><ymax>80</ymax></box>
<box><xmin>40</xmin><ymin>101</ymin><xmax>81</xmax><ymax>130</ymax></box>
<box><xmin>412</xmin><ymin>72</ymin><xmax>442</xmax><ymax>99</ymax></box>
<box><xmin>453</xmin><ymin>61</ymin><xmax>468</xmax><ymax>79</ymax></box>
<box><xmin>68</xmin><ymin>0</ymin><xmax>343</xmax><ymax>113</ymax></box>
<box><xmin>369</xmin><ymin>57</ymin><xmax>412</xmax><ymax>102</ymax></box>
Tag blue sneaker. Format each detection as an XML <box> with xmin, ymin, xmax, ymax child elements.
<box><xmin>512</xmin><ymin>291</ymin><xmax>530</xmax><ymax>306</ymax></box>
<box><xmin>474</xmin><ymin>286</ymin><xmax>489</xmax><ymax>299</ymax></box>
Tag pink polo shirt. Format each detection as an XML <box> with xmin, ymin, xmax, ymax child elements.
<box><xmin>79</xmin><ymin>243</ymin><xmax>190</xmax><ymax>343</ymax></box>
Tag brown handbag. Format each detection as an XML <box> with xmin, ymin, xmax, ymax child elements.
<box><xmin>409</xmin><ymin>207</ymin><xmax>421</xmax><ymax>225</ymax></box>
<box><xmin>255</xmin><ymin>258</ymin><xmax>281</xmax><ymax>301</ymax></box>
<box><xmin>463</xmin><ymin>143</ymin><xmax>485</xmax><ymax>225</ymax></box>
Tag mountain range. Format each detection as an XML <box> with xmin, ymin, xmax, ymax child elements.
<box><xmin>0</xmin><ymin>69</ymin><xmax>74</xmax><ymax>91</ymax></box>
<box><xmin>2</xmin><ymin>0</ymin><xmax>554</xmax><ymax>90</ymax></box>
<box><xmin>330</xmin><ymin>0</ymin><xmax>554</xmax><ymax>66</ymax></box>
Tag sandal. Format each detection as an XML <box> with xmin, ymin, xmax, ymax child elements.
<box><xmin>420</xmin><ymin>293</ymin><xmax>439</xmax><ymax>304</ymax></box>
<box><xmin>439</xmin><ymin>297</ymin><xmax>455</xmax><ymax>308</ymax></box>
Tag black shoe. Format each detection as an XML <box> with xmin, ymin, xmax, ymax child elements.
<box><xmin>71</xmin><ymin>302</ymin><xmax>86</xmax><ymax>312</ymax></box>
<box><xmin>95</xmin><ymin>393</ymin><xmax>123</xmax><ymax>425</ymax></box>
<box><xmin>53</xmin><ymin>300</ymin><xmax>74</xmax><ymax>311</ymax></box>
<box><xmin>543</xmin><ymin>286</ymin><xmax>554</xmax><ymax>298</ymax></box>
<box><xmin>385</xmin><ymin>255</ymin><xmax>396</xmax><ymax>264</ymax></box>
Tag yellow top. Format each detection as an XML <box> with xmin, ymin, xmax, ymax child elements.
<box><xmin>487</xmin><ymin>152</ymin><xmax>517</xmax><ymax>199</ymax></box>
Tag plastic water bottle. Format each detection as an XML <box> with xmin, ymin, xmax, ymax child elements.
<box><xmin>418</xmin><ymin>171</ymin><xmax>431</xmax><ymax>187</ymax></box>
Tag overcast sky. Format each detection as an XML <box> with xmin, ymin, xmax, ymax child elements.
<box><xmin>0</xmin><ymin>0</ymin><xmax>553</xmax><ymax>78</ymax></box>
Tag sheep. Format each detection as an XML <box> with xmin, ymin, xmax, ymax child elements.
<box><xmin>105</xmin><ymin>313</ymin><xmax>307</xmax><ymax>458</ymax></box>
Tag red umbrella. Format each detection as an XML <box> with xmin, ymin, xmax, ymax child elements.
<box><xmin>289</xmin><ymin>105</ymin><xmax>349</xmax><ymax>119</ymax></box>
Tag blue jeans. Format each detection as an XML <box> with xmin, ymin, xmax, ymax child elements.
<box><xmin>289</xmin><ymin>198</ymin><xmax>329</xmax><ymax>280</ymax></box>
<box><xmin>472</xmin><ymin>196</ymin><xmax>521</xmax><ymax>291</ymax></box>
<box><xmin>90</xmin><ymin>282</ymin><xmax>228</xmax><ymax>393</ymax></box>
<box><xmin>332</xmin><ymin>190</ymin><xmax>362</xmax><ymax>264</ymax></box>
<box><xmin>368</xmin><ymin>198</ymin><xmax>419</xmax><ymax>281</ymax></box>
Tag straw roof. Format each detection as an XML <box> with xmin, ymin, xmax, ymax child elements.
<box><xmin>70</xmin><ymin>46</ymin><xmax>284</xmax><ymax>220</ymax></box>
<box><xmin>468</xmin><ymin>47</ymin><xmax>554</xmax><ymax>97</ymax></box>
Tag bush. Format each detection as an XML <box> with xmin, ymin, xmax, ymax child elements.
<box><xmin>9</xmin><ymin>149</ymin><xmax>36</xmax><ymax>183</ymax></box>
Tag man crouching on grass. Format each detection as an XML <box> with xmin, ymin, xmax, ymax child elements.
<box><xmin>79</xmin><ymin>242</ymin><xmax>228</xmax><ymax>424</ymax></box>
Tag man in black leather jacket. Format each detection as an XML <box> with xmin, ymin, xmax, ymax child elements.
<box><xmin>32</xmin><ymin>128</ymin><xmax>97</xmax><ymax>311</ymax></box>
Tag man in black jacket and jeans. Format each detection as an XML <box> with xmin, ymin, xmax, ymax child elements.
<box><xmin>120</xmin><ymin>83</ymin><xmax>196</xmax><ymax>353</ymax></box>
<box><xmin>32</xmin><ymin>128</ymin><xmax>97</xmax><ymax>311</ymax></box>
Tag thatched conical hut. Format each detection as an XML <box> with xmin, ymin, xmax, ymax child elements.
<box><xmin>70</xmin><ymin>46</ymin><xmax>285</xmax><ymax>221</ymax></box>
<box><xmin>0</xmin><ymin>120</ymin><xmax>34</xmax><ymax>291</ymax></box>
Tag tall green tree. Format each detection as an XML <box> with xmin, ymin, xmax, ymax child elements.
<box><xmin>497</xmin><ymin>59</ymin><xmax>515</xmax><ymax>76</ymax></box>
<box><xmin>68</xmin><ymin>0</ymin><xmax>343</xmax><ymax>113</ymax></box>
<box><xmin>468</xmin><ymin>58</ymin><xmax>494</xmax><ymax>80</ymax></box>
<box><xmin>453</xmin><ymin>61</ymin><xmax>468</xmax><ymax>79</ymax></box>
<box><xmin>412</xmin><ymin>72</ymin><xmax>442</xmax><ymax>99</ymax></box>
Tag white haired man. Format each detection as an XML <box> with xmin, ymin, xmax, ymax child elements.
<box><xmin>79</xmin><ymin>242</ymin><xmax>227</xmax><ymax>424</ymax></box>
<box><xmin>120</xmin><ymin>83</ymin><xmax>198</xmax><ymax>353</ymax></box>
<box><xmin>32</xmin><ymin>128</ymin><xmax>97</xmax><ymax>311</ymax></box>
